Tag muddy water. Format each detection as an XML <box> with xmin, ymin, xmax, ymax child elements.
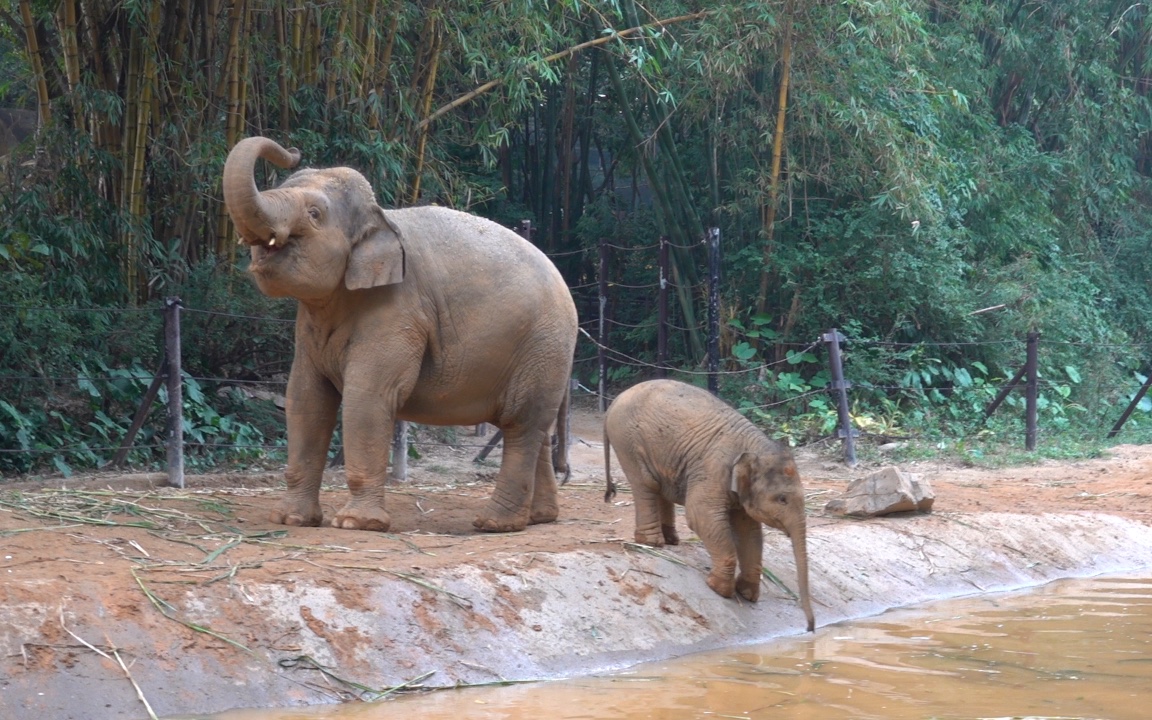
<box><xmin>184</xmin><ymin>574</ymin><xmax>1152</xmax><ymax>720</ymax></box>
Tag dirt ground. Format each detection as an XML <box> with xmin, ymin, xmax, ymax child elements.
<box><xmin>3</xmin><ymin>401</ymin><xmax>1151</xmax><ymax>576</ymax></box>
<box><xmin>3</xmin><ymin>400</ymin><xmax>1152</xmax><ymax>717</ymax></box>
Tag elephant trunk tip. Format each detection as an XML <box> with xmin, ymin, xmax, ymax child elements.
<box><xmin>603</xmin><ymin>481</ymin><xmax>617</xmax><ymax>504</ymax></box>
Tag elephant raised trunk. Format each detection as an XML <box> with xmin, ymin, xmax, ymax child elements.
<box><xmin>223</xmin><ymin>137</ymin><xmax>302</xmax><ymax>246</ymax></box>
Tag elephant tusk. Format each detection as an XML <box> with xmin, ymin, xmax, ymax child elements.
<box><xmin>269</xmin><ymin>235</ymin><xmax>278</xmax><ymax>247</ymax></box>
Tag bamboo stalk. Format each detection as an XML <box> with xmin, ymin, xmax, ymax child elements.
<box><xmin>409</xmin><ymin>18</ymin><xmax>442</xmax><ymax>205</ymax></box>
<box><xmin>18</xmin><ymin>0</ymin><xmax>51</xmax><ymax>129</ymax></box>
<box><xmin>604</xmin><ymin>51</ymin><xmax>704</xmax><ymax>361</ymax></box>
<box><xmin>120</xmin><ymin>20</ymin><xmax>142</xmax><ymax>299</ymax></box>
<box><xmin>372</xmin><ymin>5</ymin><xmax>400</xmax><ymax>131</ymax></box>
<box><xmin>217</xmin><ymin>0</ymin><xmax>246</xmax><ymax>258</ymax></box>
<box><xmin>756</xmin><ymin>0</ymin><xmax>795</xmax><ymax>325</ymax></box>
<box><xmin>290</xmin><ymin>0</ymin><xmax>303</xmax><ymax>96</ymax></box>
<box><xmin>276</xmin><ymin>3</ymin><xmax>291</xmax><ymax>130</ymax></box>
<box><xmin>230</xmin><ymin>3</ymin><xmax>251</xmax><ymax>267</ymax></box>
<box><xmin>214</xmin><ymin>0</ymin><xmax>245</xmax><ymax>103</ymax></box>
<box><xmin>558</xmin><ymin>53</ymin><xmax>578</xmax><ymax>247</ymax></box>
<box><xmin>128</xmin><ymin>3</ymin><xmax>162</xmax><ymax>302</ymax></box>
<box><xmin>58</xmin><ymin>0</ymin><xmax>83</xmax><ymax>127</ymax></box>
<box><xmin>360</xmin><ymin>0</ymin><xmax>380</xmax><ymax>100</ymax></box>
<box><xmin>418</xmin><ymin>11</ymin><xmax>709</xmax><ymax>131</ymax></box>
<box><xmin>327</xmin><ymin>7</ymin><xmax>348</xmax><ymax>112</ymax></box>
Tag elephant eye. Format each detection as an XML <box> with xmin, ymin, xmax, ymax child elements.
<box><xmin>307</xmin><ymin>206</ymin><xmax>321</xmax><ymax>221</ymax></box>
<box><xmin>775</xmin><ymin>493</ymin><xmax>790</xmax><ymax>505</ymax></box>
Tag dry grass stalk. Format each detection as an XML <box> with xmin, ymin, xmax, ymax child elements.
<box><xmin>622</xmin><ymin>541</ymin><xmax>691</xmax><ymax>567</ymax></box>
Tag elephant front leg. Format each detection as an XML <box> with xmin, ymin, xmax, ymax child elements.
<box><xmin>731</xmin><ymin>511</ymin><xmax>764</xmax><ymax>602</ymax></box>
<box><xmin>273</xmin><ymin>369</ymin><xmax>339</xmax><ymax>527</ymax></box>
<box><xmin>687</xmin><ymin>497</ymin><xmax>739</xmax><ymax>598</ymax></box>
<box><xmin>332</xmin><ymin>393</ymin><xmax>398</xmax><ymax>532</ymax></box>
<box><xmin>474</xmin><ymin>426</ymin><xmax>546</xmax><ymax>532</ymax></box>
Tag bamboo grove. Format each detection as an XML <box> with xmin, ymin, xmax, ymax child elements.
<box><xmin>5</xmin><ymin>0</ymin><xmax>1152</xmax><ymax>459</ymax></box>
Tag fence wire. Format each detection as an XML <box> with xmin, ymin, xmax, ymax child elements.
<box><xmin>4</xmin><ymin>224</ymin><xmax>1152</xmax><ymax>475</ymax></box>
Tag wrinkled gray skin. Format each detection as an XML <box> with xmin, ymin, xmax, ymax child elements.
<box><xmin>223</xmin><ymin>136</ymin><xmax>578</xmax><ymax>533</ymax></box>
<box><xmin>604</xmin><ymin>379</ymin><xmax>815</xmax><ymax>631</ymax></box>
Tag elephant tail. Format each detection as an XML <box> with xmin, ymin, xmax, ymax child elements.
<box><xmin>552</xmin><ymin>380</ymin><xmax>572</xmax><ymax>485</ymax></box>
<box><xmin>603</xmin><ymin>424</ymin><xmax>617</xmax><ymax>503</ymax></box>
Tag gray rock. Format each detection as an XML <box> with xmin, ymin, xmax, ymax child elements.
<box><xmin>824</xmin><ymin>466</ymin><xmax>935</xmax><ymax>517</ymax></box>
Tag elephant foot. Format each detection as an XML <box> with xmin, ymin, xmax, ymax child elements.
<box><xmin>735</xmin><ymin>576</ymin><xmax>761</xmax><ymax>602</ymax></box>
<box><xmin>634</xmin><ymin>530</ymin><xmax>666</xmax><ymax>548</ymax></box>
<box><xmin>474</xmin><ymin>493</ymin><xmax>533</xmax><ymax>532</ymax></box>
<box><xmin>529</xmin><ymin>499</ymin><xmax>559</xmax><ymax>525</ymax></box>
<box><xmin>330</xmin><ymin>501</ymin><xmax>391</xmax><ymax>532</ymax></box>
<box><xmin>661</xmin><ymin>523</ymin><xmax>680</xmax><ymax>546</ymax></box>
<box><xmin>269</xmin><ymin>500</ymin><xmax>323</xmax><ymax>527</ymax></box>
<box><xmin>473</xmin><ymin>512</ymin><xmax>529</xmax><ymax>533</ymax></box>
<box><xmin>706</xmin><ymin>569</ymin><xmax>737</xmax><ymax>599</ymax></box>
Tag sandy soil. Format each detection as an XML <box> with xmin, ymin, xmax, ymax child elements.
<box><xmin>3</xmin><ymin>402</ymin><xmax>1150</xmax><ymax>574</ymax></box>
<box><xmin>3</xmin><ymin>400</ymin><xmax>1152</xmax><ymax>717</ymax></box>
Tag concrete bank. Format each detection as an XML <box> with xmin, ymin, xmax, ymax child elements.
<box><xmin>4</xmin><ymin>510</ymin><xmax>1152</xmax><ymax>718</ymax></box>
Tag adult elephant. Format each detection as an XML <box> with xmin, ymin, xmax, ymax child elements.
<box><xmin>223</xmin><ymin>136</ymin><xmax>578</xmax><ymax>533</ymax></box>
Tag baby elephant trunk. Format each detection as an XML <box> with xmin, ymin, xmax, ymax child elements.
<box><xmin>789</xmin><ymin>521</ymin><xmax>815</xmax><ymax>632</ymax></box>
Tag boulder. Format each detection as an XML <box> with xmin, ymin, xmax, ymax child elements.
<box><xmin>824</xmin><ymin>466</ymin><xmax>935</xmax><ymax>517</ymax></box>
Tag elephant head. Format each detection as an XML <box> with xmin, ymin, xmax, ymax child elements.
<box><xmin>731</xmin><ymin>451</ymin><xmax>815</xmax><ymax>632</ymax></box>
<box><xmin>223</xmin><ymin>136</ymin><xmax>405</xmax><ymax>301</ymax></box>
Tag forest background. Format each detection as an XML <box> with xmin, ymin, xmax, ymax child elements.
<box><xmin>2</xmin><ymin>0</ymin><xmax>1152</xmax><ymax>475</ymax></box>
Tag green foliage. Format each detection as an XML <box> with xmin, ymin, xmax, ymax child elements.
<box><xmin>5</xmin><ymin>0</ymin><xmax>1152</xmax><ymax>472</ymax></box>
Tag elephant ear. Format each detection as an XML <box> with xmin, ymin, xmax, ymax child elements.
<box><xmin>729</xmin><ymin>452</ymin><xmax>759</xmax><ymax>497</ymax></box>
<box><xmin>346</xmin><ymin>207</ymin><xmax>405</xmax><ymax>290</ymax></box>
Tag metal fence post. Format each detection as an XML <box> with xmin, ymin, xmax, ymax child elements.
<box><xmin>391</xmin><ymin>421</ymin><xmax>408</xmax><ymax>481</ymax></box>
<box><xmin>706</xmin><ymin>227</ymin><xmax>720</xmax><ymax>395</ymax></box>
<box><xmin>822</xmin><ymin>328</ymin><xmax>856</xmax><ymax>466</ymax></box>
<box><xmin>598</xmin><ymin>236</ymin><xmax>609</xmax><ymax>412</ymax></box>
<box><xmin>1025</xmin><ymin>330</ymin><xmax>1039</xmax><ymax>451</ymax></box>
<box><xmin>657</xmin><ymin>235</ymin><xmax>669</xmax><ymax>379</ymax></box>
<box><xmin>164</xmin><ymin>297</ymin><xmax>185</xmax><ymax>488</ymax></box>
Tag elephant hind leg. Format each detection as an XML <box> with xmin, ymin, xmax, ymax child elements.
<box><xmin>529</xmin><ymin>437</ymin><xmax>559</xmax><ymax>525</ymax></box>
<box><xmin>473</xmin><ymin>425</ymin><xmax>542</xmax><ymax>533</ymax></box>
<box><xmin>616</xmin><ymin>451</ymin><xmax>667</xmax><ymax>547</ymax></box>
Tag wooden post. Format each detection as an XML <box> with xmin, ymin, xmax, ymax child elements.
<box><xmin>109</xmin><ymin>359</ymin><xmax>167</xmax><ymax>468</ymax></box>
<box><xmin>598</xmin><ymin>236</ymin><xmax>608</xmax><ymax>412</ymax></box>
<box><xmin>657</xmin><ymin>235</ymin><xmax>669</xmax><ymax>378</ymax></box>
<box><xmin>981</xmin><ymin>364</ymin><xmax>1027</xmax><ymax>422</ymax></box>
<box><xmin>706</xmin><ymin>227</ymin><xmax>720</xmax><ymax>395</ymax></box>
<box><xmin>520</xmin><ymin>219</ymin><xmax>532</xmax><ymax>243</ymax></box>
<box><xmin>164</xmin><ymin>297</ymin><xmax>185</xmax><ymax>488</ymax></box>
<box><xmin>1108</xmin><ymin>371</ymin><xmax>1152</xmax><ymax>438</ymax></box>
<box><xmin>1025</xmin><ymin>330</ymin><xmax>1039</xmax><ymax>451</ymax></box>
<box><xmin>474</xmin><ymin>429</ymin><xmax>503</xmax><ymax>462</ymax></box>
<box><xmin>391</xmin><ymin>421</ymin><xmax>408</xmax><ymax>481</ymax></box>
<box><xmin>822</xmin><ymin>328</ymin><xmax>856</xmax><ymax>466</ymax></box>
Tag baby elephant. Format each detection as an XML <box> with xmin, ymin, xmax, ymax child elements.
<box><xmin>604</xmin><ymin>379</ymin><xmax>814</xmax><ymax>632</ymax></box>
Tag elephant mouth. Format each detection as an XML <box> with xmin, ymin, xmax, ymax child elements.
<box><xmin>248</xmin><ymin>238</ymin><xmax>291</xmax><ymax>267</ymax></box>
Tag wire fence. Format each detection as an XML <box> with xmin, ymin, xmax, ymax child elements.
<box><xmin>3</xmin><ymin>221</ymin><xmax>1152</xmax><ymax>482</ymax></box>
